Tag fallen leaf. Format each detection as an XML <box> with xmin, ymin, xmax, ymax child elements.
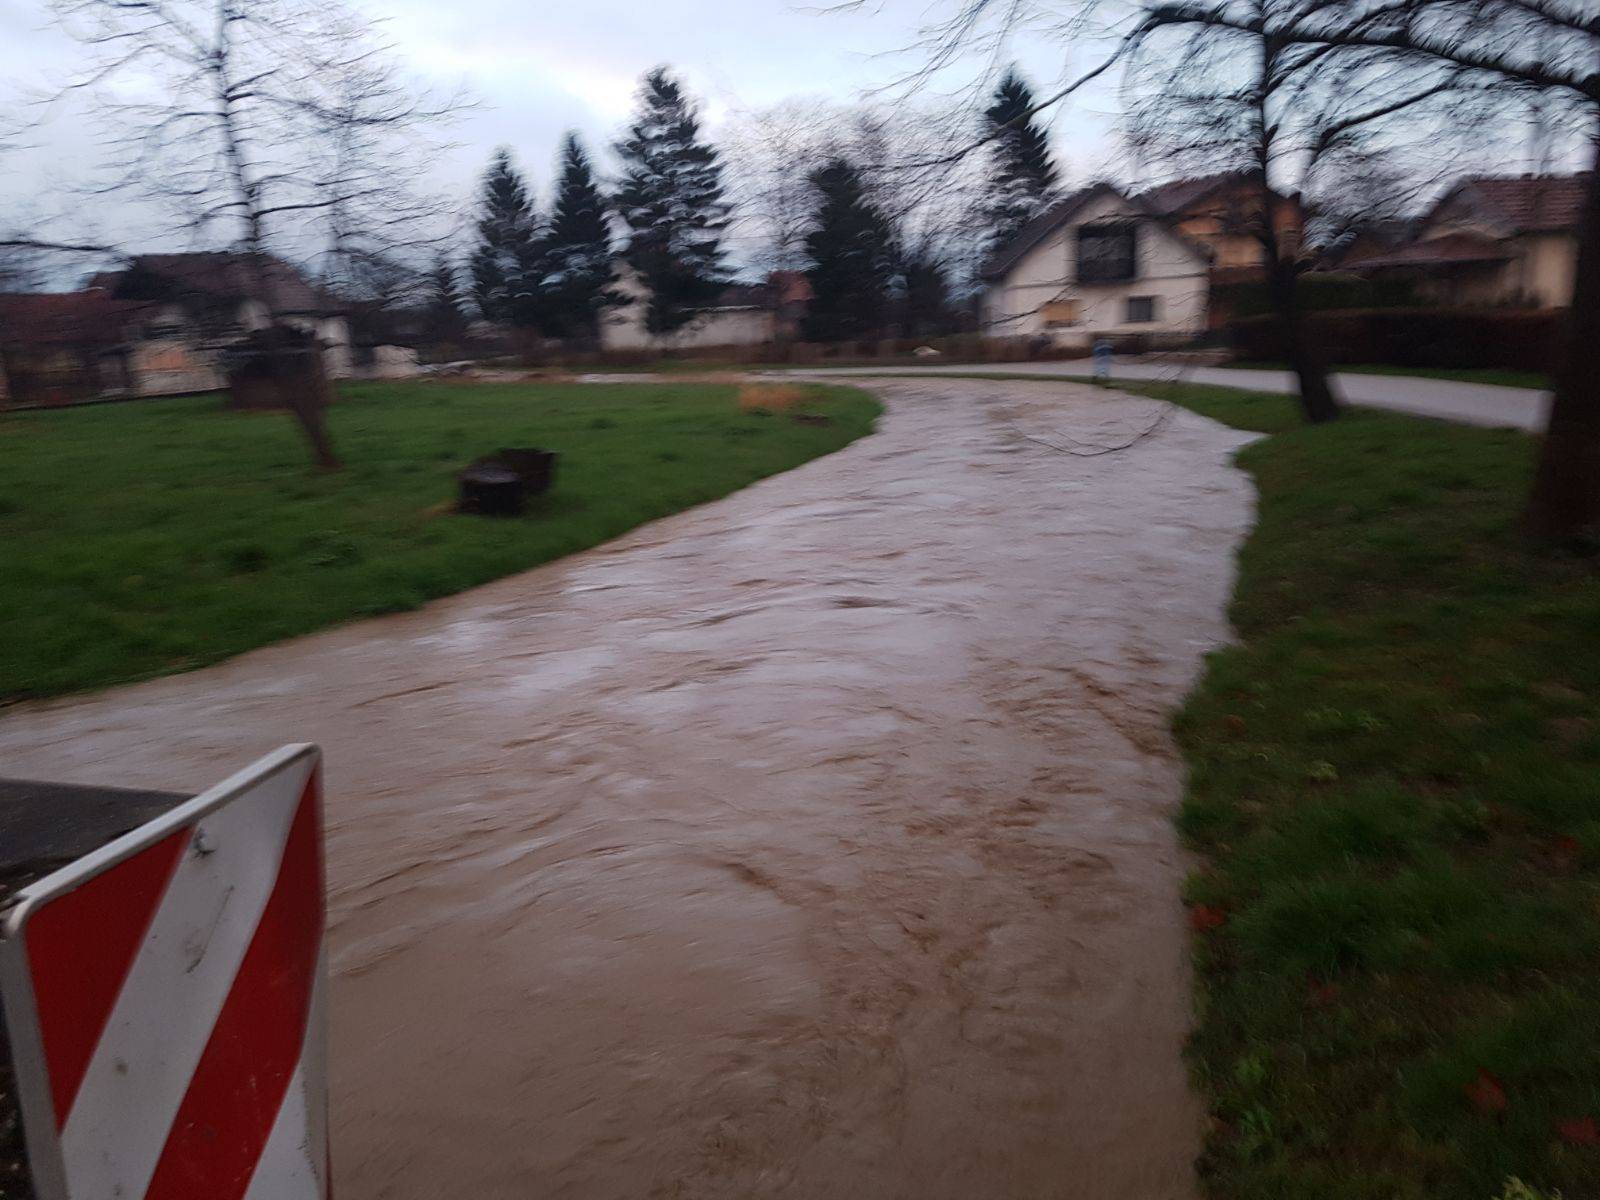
<box><xmin>1223</xmin><ymin>714</ymin><xmax>1248</xmax><ymax>736</ymax></box>
<box><xmin>1548</xmin><ymin>836</ymin><xmax>1583</xmax><ymax>874</ymax></box>
<box><xmin>1189</xmin><ymin>904</ymin><xmax>1227</xmax><ymax>932</ymax></box>
<box><xmin>1465</xmin><ymin>1069</ymin><xmax>1508</xmax><ymax>1116</ymax></box>
<box><xmin>1307</xmin><ymin>980</ymin><xmax>1340</xmax><ymax>1008</ymax></box>
<box><xmin>1556</xmin><ymin>1116</ymin><xmax>1600</xmax><ymax>1145</ymax></box>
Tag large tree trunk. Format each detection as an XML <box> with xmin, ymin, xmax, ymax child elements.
<box><xmin>274</xmin><ymin>329</ymin><xmax>342</xmax><ymax>472</ymax></box>
<box><xmin>1267</xmin><ymin>256</ymin><xmax>1341</xmax><ymax>424</ymax></box>
<box><xmin>1524</xmin><ymin>128</ymin><xmax>1600</xmax><ymax>542</ymax></box>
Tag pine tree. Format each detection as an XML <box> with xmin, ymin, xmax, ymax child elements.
<box><xmin>613</xmin><ymin>67</ymin><xmax>730</xmax><ymax>336</ymax></box>
<box><xmin>425</xmin><ymin>252</ymin><xmax>466</xmax><ymax>342</ymax></box>
<box><xmin>981</xmin><ymin>69</ymin><xmax>1060</xmax><ymax>255</ymax></box>
<box><xmin>802</xmin><ymin>159</ymin><xmax>897</xmax><ymax>343</ymax></box>
<box><xmin>902</xmin><ymin>249</ymin><xmax>956</xmax><ymax>338</ymax></box>
<box><xmin>469</xmin><ymin>148</ymin><xmax>542</xmax><ymax>325</ymax></box>
<box><xmin>540</xmin><ymin>132</ymin><xmax>621</xmax><ymax>344</ymax></box>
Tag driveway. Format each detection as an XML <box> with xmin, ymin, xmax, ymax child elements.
<box><xmin>791</xmin><ymin>361</ymin><xmax>1551</xmax><ymax>431</ymax></box>
<box><xmin>0</xmin><ymin>379</ymin><xmax>1258</xmax><ymax>1199</ymax></box>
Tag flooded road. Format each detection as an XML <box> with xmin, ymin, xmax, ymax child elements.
<box><xmin>0</xmin><ymin>379</ymin><xmax>1258</xmax><ymax>1199</ymax></box>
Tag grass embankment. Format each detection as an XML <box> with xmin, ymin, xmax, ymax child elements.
<box><xmin>1128</xmin><ymin>381</ymin><xmax>1599</xmax><ymax>1199</ymax></box>
<box><xmin>0</xmin><ymin>380</ymin><xmax>879</xmax><ymax>700</ymax></box>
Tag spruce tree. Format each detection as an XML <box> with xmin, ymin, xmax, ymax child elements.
<box><xmin>902</xmin><ymin>250</ymin><xmax>956</xmax><ymax>338</ymax></box>
<box><xmin>802</xmin><ymin>159</ymin><xmax>897</xmax><ymax>343</ymax></box>
<box><xmin>981</xmin><ymin>69</ymin><xmax>1060</xmax><ymax>254</ymax></box>
<box><xmin>613</xmin><ymin>67</ymin><xmax>730</xmax><ymax>335</ymax></box>
<box><xmin>540</xmin><ymin>132</ymin><xmax>620</xmax><ymax>344</ymax></box>
<box><xmin>425</xmin><ymin>252</ymin><xmax>466</xmax><ymax>341</ymax></box>
<box><xmin>469</xmin><ymin>147</ymin><xmax>542</xmax><ymax>325</ymax></box>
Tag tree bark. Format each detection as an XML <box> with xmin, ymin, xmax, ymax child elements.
<box><xmin>271</xmin><ymin>326</ymin><xmax>342</xmax><ymax>472</ymax></box>
<box><xmin>1248</xmin><ymin>33</ymin><xmax>1340</xmax><ymax>428</ymax></box>
<box><xmin>1524</xmin><ymin>124</ymin><xmax>1600</xmax><ymax>542</ymax></box>
<box><xmin>1267</xmin><ymin>255</ymin><xmax>1341</xmax><ymax>424</ymax></box>
<box><xmin>213</xmin><ymin>0</ymin><xmax>342</xmax><ymax>470</ymax></box>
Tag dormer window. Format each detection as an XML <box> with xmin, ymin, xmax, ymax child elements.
<box><xmin>1078</xmin><ymin>223</ymin><xmax>1138</xmax><ymax>283</ymax></box>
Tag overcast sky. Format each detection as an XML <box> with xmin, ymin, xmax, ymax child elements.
<box><xmin>0</xmin><ymin>0</ymin><xmax>1128</xmax><ymax>275</ymax></box>
<box><xmin>1</xmin><ymin>0</ymin><xmax>1580</xmax><ymax>284</ymax></box>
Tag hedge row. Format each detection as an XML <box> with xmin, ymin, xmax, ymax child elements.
<box><xmin>1227</xmin><ymin>307</ymin><xmax>1568</xmax><ymax>372</ymax></box>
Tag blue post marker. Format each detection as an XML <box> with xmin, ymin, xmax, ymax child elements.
<box><xmin>1092</xmin><ymin>338</ymin><xmax>1113</xmax><ymax>385</ymax></box>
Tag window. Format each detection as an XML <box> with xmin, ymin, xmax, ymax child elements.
<box><xmin>1077</xmin><ymin>223</ymin><xmax>1138</xmax><ymax>283</ymax></box>
<box><xmin>1125</xmin><ymin>296</ymin><xmax>1157</xmax><ymax>324</ymax></box>
<box><xmin>1041</xmin><ymin>300</ymin><xmax>1080</xmax><ymax>329</ymax></box>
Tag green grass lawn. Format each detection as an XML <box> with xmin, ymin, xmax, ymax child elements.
<box><xmin>1226</xmin><ymin>362</ymin><xmax>1552</xmax><ymax>391</ymax></box>
<box><xmin>1124</xmin><ymin>381</ymin><xmax>1600</xmax><ymax>1199</ymax></box>
<box><xmin>0</xmin><ymin>380</ymin><xmax>879</xmax><ymax>700</ymax></box>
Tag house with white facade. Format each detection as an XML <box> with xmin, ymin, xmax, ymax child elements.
<box><xmin>599</xmin><ymin>269</ymin><xmax>812</xmax><ymax>352</ymax></box>
<box><xmin>980</xmin><ymin>182</ymin><xmax>1214</xmax><ymax>350</ymax></box>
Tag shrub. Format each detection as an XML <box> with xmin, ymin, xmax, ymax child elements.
<box><xmin>1227</xmin><ymin>308</ymin><xmax>1567</xmax><ymax>372</ymax></box>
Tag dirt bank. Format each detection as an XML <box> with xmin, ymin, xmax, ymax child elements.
<box><xmin>0</xmin><ymin>379</ymin><xmax>1258</xmax><ymax>1199</ymax></box>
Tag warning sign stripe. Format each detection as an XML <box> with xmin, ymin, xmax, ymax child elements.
<box><xmin>25</xmin><ymin>828</ymin><xmax>188</xmax><ymax>1127</ymax></box>
<box><xmin>145</xmin><ymin>772</ymin><xmax>324</xmax><ymax>1200</ymax></box>
<box><xmin>3</xmin><ymin>747</ymin><xmax>328</xmax><ymax>1200</ymax></box>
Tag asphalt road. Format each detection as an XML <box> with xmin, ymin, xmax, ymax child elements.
<box><xmin>785</xmin><ymin>361</ymin><xmax>1551</xmax><ymax>432</ymax></box>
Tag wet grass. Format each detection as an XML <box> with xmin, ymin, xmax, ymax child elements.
<box><xmin>1139</xmin><ymin>383</ymin><xmax>1600</xmax><ymax>1199</ymax></box>
<box><xmin>0</xmin><ymin>380</ymin><xmax>879</xmax><ymax>700</ymax></box>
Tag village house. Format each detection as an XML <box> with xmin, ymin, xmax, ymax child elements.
<box><xmin>0</xmin><ymin>251</ymin><xmax>417</xmax><ymax>407</ymax></box>
<box><xmin>1343</xmin><ymin>172</ymin><xmax>1586</xmax><ymax>308</ymax></box>
<box><xmin>599</xmin><ymin>269</ymin><xmax>814</xmax><ymax>351</ymax></box>
<box><xmin>979</xmin><ymin>173</ymin><xmax>1303</xmax><ymax>349</ymax></box>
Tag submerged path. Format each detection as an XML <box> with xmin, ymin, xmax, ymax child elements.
<box><xmin>797</xmin><ymin>360</ymin><xmax>1550</xmax><ymax>431</ymax></box>
<box><xmin>0</xmin><ymin>379</ymin><xmax>1258</xmax><ymax>1199</ymax></box>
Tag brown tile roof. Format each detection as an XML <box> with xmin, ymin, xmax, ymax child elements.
<box><xmin>88</xmin><ymin>252</ymin><xmax>341</xmax><ymax>315</ymax></box>
<box><xmin>0</xmin><ymin>292</ymin><xmax>158</xmax><ymax>346</ymax></box>
<box><xmin>1344</xmin><ymin>232</ymin><xmax>1511</xmax><ymax>270</ymax></box>
<box><xmin>1447</xmin><ymin>174</ymin><xmax>1590</xmax><ymax>234</ymax></box>
<box><xmin>1135</xmin><ymin>172</ymin><xmax>1253</xmax><ymax>217</ymax></box>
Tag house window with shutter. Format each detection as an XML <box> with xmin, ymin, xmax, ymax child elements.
<box><xmin>1041</xmin><ymin>300</ymin><xmax>1080</xmax><ymax>328</ymax></box>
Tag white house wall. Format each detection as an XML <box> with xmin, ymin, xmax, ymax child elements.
<box><xmin>984</xmin><ymin>191</ymin><xmax>1210</xmax><ymax>347</ymax></box>
<box><xmin>600</xmin><ymin>297</ymin><xmax>771</xmax><ymax>351</ymax></box>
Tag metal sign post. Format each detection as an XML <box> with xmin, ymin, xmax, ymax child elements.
<box><xmin>0</xmin><ymin>745</ymin><xmax>329</xmax><ymax>1200</ymax></box>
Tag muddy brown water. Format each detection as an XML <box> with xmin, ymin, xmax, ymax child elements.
<box><xmin>0</xmin><ymin>380</ymin><xmax>1258</xmax><ymax>1199</ymax></box>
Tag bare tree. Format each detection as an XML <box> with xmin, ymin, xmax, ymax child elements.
<box><xmin>37</xmin><ymin>0</ymin><xmax>463</xmax><ymax>469</ymax></box>
<box><xmin>1253</xmin><ymin>0</ymin><xmax>1600</xmax><ymax>537</ymax></box>
<box><xmin>302</xmin><ymin>19</ymin><xmax>463</xmax><ymax>304</ymax></box>
<box><xmin>1122</xmin><ymin>11</ymin><xmax>1474</xmax><ymax>422</ymax></box>
<box><xmin>724</xmin><ymin>99</ymin><xmax>843</xmax><ymax>274</ymax></box>
<box><xmin>836</xmin><ymin>1</ymin><xmax>1600</xmax><ymax>535</ymax></box>
<box><xmin>723</xmin><ymin>97</ymin><xmax>989</xmax><ymax>293</ymax></box>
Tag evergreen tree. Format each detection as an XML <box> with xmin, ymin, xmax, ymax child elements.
<box><xmin>540</xmin><ymin>132</ymin><xmax>621</xmax><ymax>344</ymax></box>
<box><xmin>902</xmin><ymin>248</ymin><xmax>957</xmax><ymax>338</ymax></box>
<box><xmin>469</xmin><ymin>147</ymin><xmax>542</xmax><ymax>325</ymax></box>
<box><xmin>802</xmin><ymin>159</ymin><xmax>897</xmax><ymax>343</ymax></box>
<box><xmin>425</xmin><ymin>252</ymin><xmax>466</xmax><ymax>341</ymax></box>
<box><xmin>613</xmin><ymin>67</ymin><xmax>730</xmax><ymax>336</ymax></box>
<box><xmin>981</xmin><ymin>68</ymin><xmax>1060</xmax><ymax>254</ymax></box>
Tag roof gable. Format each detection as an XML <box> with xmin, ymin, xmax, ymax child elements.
<box><xmin>980</xmin><ymin>182</ymin><xmax>1135</xmax><ymax>281</ymax></box>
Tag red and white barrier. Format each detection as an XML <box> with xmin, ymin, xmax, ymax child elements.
<box><xmin>0</xmin><ymin>744</ymin><xmax>329</xmax><ymax>1200</ymax></box>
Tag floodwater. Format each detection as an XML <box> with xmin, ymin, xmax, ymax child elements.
<box><xmin>0</xmin><ymin>379</ymin><xmax>1259</xmax><ymax>1199</ymax></box>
